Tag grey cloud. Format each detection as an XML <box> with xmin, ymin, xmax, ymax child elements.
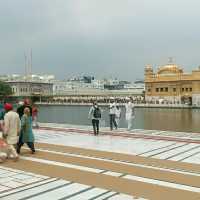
<box><xmin>0</xmin><ymin>0</ymin><xmax>200</xmax><ymax>81</ymax></box>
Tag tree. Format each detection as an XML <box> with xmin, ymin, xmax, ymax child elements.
<box><xmin>0</xmin><ymin>81</ymin><xmax>12</xmax><ymax>96</ymax></box>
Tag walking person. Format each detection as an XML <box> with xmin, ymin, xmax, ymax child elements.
<box><xmin>17</xmin><ymin>99</ymin><xmax>33</xmax><ymax>148</ymax></box>
<box><xmin>125</xmin><ymin>97</ymin><xmax>135</xmax><ymax>131</ymax></box>
<box><xmin>88</xmin><ymin>101</ymin><xmax>101</xmax><ymax>135</ymax></box>
<box><xmin>17</xmin><ymin>107</ymin><xmax>35</xmax><ymax>154</ymax></box>
<box><xmin>17</xmin><ymin>99</ymin><xmax>32</xmax><ymax>119</ymax></box>
<box><xmin>109</xmin><ymin>97</ymin><xmax>117</xmax><ymax>130</ymax></box>
<box><xmin>115</xmin><ymin>105</ymin><xmax>121</xmax><ymax>128</ymax></box>
<box><xmin>3</xmin><ymin>103</ymin><xmax>20</xmax><ymax>161</ymax></box>
<box><xmin>32</xmin><ymin>104</ymin><xmax>39</xmax><ymax>128</ymax></box>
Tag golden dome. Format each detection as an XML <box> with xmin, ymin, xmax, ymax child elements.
<box><xmin>157</xmin><ymin>64</ymin><xmax>183</xmax><ymax>75</ymax></box>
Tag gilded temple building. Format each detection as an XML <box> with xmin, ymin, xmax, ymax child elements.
<box><xmin>144</xmin><ymin>62</ymin><xmax>200</xmax><ymax>105</ymax></box>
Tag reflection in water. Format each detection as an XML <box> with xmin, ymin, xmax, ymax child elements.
<box><xmin>38</xmin><ymin>105</ymin><xmax>200</xmax><ymax>133</ymax></box>
<box><xmin>142</xmin><ymin>108</ymin><xmax>195</xmax><ymax>132</ymax></box>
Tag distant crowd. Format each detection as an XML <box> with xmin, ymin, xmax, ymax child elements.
<box><xmin>42</xmin><ymin>95</ymin><xmax>145</xmax><ymax>104</ymax></box>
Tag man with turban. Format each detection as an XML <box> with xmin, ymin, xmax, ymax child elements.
<box><xmin>3</xmin><ymin>103</ymin><xmax>21</xmax><ymax>161</ymax></box>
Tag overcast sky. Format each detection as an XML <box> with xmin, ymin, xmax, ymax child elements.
<box><xmin>1</xmin><ymin>0</ymin><xmax>200</xmax><ymax>81</ymax></box>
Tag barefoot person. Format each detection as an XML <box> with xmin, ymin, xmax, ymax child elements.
<box><xmin>88</xmin><ymin>101</ymin><xmax>101</xmax><ymax>135</ymax></box>
<box><xmin>115</xmin><ymin>105</ymin><xmax>121</xmax><ymax>128</ymax></box>
<box><xmin>109</xmin><ymin>97</ymin><xmax>117</xmax><ymax>130</ymax></box>
<box><xmin>3</xmin><ymin>103</ymin><xmax>20</xmax><ymax>161</ymax></box>
<box><xmin>32</xmin><ymin>104</ymin><xmax>39</xmax><ymax>128</ymax></box>
<box><xmin>17</xmin><ymin>107</ymin><xmax>35</xmax><ymax>154</ymax></box>
<box><xmin>125</xmin><ymin>97</ymin><xmax>135</xmax><ymax>131</ymax></box>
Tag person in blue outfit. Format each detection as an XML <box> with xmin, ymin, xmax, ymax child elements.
<box><xmin>17</xmin><ymin>107</ymin><xmax>35</xmax><ymax>154</ymax></box>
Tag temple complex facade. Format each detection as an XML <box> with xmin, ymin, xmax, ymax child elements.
<box><xmin>145</xmin><ymin>63</ymin><xmax>200</xmax><ymax>106</ymax></box>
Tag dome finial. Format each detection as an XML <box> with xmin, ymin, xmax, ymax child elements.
<box><xmin>168</xmin><ymin>57</ymin><xmax>174</xmax><ymax>64</ymax></box>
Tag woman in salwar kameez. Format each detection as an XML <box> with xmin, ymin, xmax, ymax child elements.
<box><xmin>17</xmin><ymin>107</ymin><xmax>35</xmax><ymax>154</ymax></box>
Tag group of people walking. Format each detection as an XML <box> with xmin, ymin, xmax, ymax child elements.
<box><xmin>0</xmin><ymin>97</ymin><xmax>135</xmax><ymax>161</ymax></box>
<box><xmin>0</xmin><ymin>99</ymin><xmax>37</xmax><ymax>163</ymax></box>
<box><xmin>88</xmin><ymin>97</ymin><xmax>135</xmax><ymax>135</ymax></box>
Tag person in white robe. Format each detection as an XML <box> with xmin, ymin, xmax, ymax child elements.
<box><xmin>125</xmin><ymin>97</ymin><xmax>135</xmax><ymax>131</ymax></box>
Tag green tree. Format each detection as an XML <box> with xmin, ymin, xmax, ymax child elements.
<box><xmin>0</xmin><ymin>81</ymin><xmax>12</xmax><ymax>96</ymax></box>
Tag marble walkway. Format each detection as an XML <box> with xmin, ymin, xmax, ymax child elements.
<box><xmin>0</xmin><ymin>123</ymin><xmax>200</xmax><ymax>200</ymax></box>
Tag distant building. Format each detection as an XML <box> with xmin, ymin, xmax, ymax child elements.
<box><xmin>30</xmin><ymin>74</ymin><xmax>55</xmax><ymax>82</ymax></box>
<box><xmin>145</xmin><ymin>63</ymin><xmax>200</xmax><ymax>105</ymax></box>
<box><xmin>134</xmin><ymin>80</ymin><xmax>144</xmax><ymax>84</ymax></box>
<box><xmin>0</xmin><ymin>74</ymin><xmax>55</xmax><ymax>82</ymax></box>
<box><xmin>68</xmin><ymin>75</ymin><xmax>94</xmax><ymax>83</ymax></box>
<box><xmin>82</xmin><ymin>76</ymin><xmax>94</xmax><ymax>83</ymax></box>
<box><xmin>0</xmin><ymin>73</ymin><xmax>145</xmax><ymax>97</ymax></box>
<box><xmin>124</xmin><ymin>82</ymin><xmax>145</xmax><ymax>93</ymax></box>
<box><xmin>6</xmin><ymin>81</ymin><xmax>53</xmax><ymax>97</ymax></box>
<box><xmin>52</xmin><ymin>78</ymin><xmax>144</xmax><ymax>97</ymax></box>
<box><xmin>103</xmin><ymin>79</ymin><xmax>124</xmax><ymax>90</ymax></box>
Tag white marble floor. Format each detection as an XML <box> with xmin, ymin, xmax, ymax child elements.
<box><xmin>35</xmin><ymin>127</ymin><xmax>200</xmax><ymax>164</ymax></box>
<box><xmin>1</xmin><ymin>123</ymin><xmax>200</xmax><ymax>199</ymax></box>
<box><xmin>0</xmin><ymin>166</ymin><xmax>134</xmax><ymax>200</ymax></box>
